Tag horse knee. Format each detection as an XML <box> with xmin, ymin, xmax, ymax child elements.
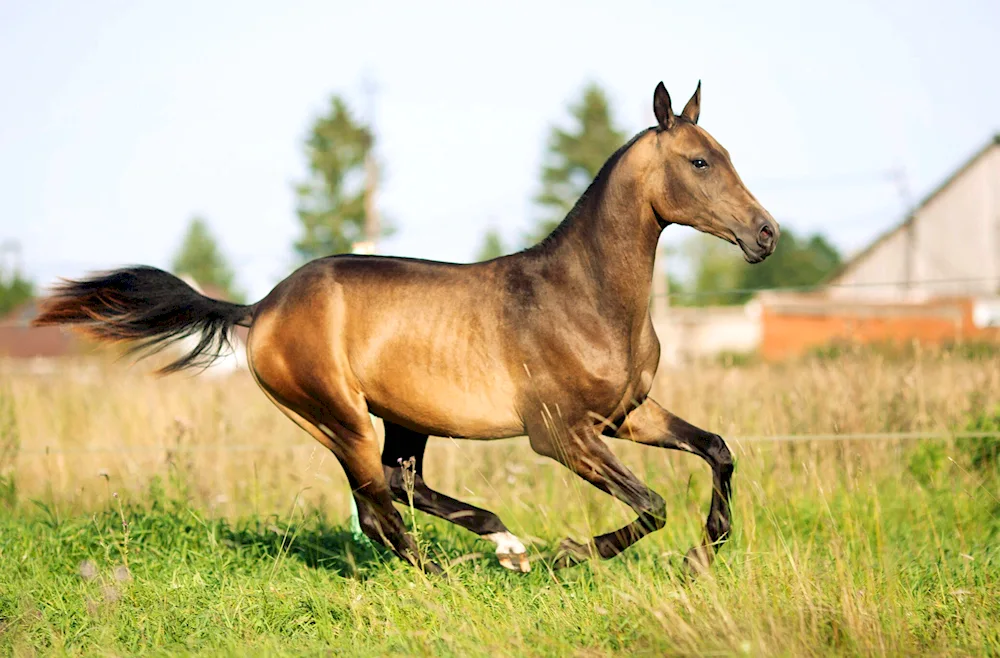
<box><xmin>707</xmin><ymin>508</ymin><xmax>731</xmax><ymax>544</ymax></box>
<box><xmin>384</xmin><ymin>462</ymin><xmax>430</xmax><ymax>500</ymax></box>
<box><xmin>711</xmin><ymin>435</ymin><xmax>734</xmax><ymax>479</ymax></box>
<box><xmin>642</xmin><ymin>491</ymin><xmax>667</xmax><ymax>531</ymax></box>
<box><xmin>384</xmin><ymin>465</ymin><xmax>408</xmax><ymax>500</ymax></box>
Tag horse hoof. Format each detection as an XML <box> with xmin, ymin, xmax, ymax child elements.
<box><xmin>553</xmin><ymin>538</ymin><xmax>594</xmax><ymax>570</ymax></box>
<box><xmin>497</xmin><ymin>551</ymin><xmax>531</xmax><ymax>573</ymax></box>
<box><xmin>683</xmin><ymin>545</ymin><xmax>712</xmax><ymax>577</ymax></box>
<box><xmin>421</xmin><ymin>559</ymin><xmax>447</xmax><ymax>577</ymax></box>
<box><xmin>487</xmin><ymin>532</ymin><xmax>531</xmax><ymax>573</ymax></box>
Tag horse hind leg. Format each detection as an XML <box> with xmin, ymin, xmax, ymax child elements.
<box><xmin>250</xmin><ymin>374</ymin><xmax>443</xmax><ymax>574</ymax></box>
<box><xmin>381</xmin><ymin>421</ymin><xmax>530</xmax><ymax>572</ymax></box>
<box><xmin>343</xmin><ymin>434</ymin><xmax>444</xmax><ymax>575</ymax></box>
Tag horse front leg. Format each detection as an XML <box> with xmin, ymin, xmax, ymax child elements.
<box><xmin>527</xmin><ymin>418</ymin><xmax>667</xmax><ymax>568</ymax></box>
<box><xmin>610</xmin><ymin>398</ymin><xmax>734</xmax><ymax>573</ymax></box>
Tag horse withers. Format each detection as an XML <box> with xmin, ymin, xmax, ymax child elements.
<box><xmin>34</xmin><ymin>81</ymin><xmax>778</xmax><ymax>575</ymax></box>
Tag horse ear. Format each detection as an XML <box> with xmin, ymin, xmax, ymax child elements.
<box><xmin>681</xmin><ymin>80</ymin><xmax>701</xmax><ymax>124</ymax></box>
<box><xmin>653</xmin><ymin>81</ymin><xmax>675</xmax><ymax>130</ymax></box>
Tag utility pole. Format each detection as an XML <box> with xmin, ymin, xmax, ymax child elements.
<box><xmin>0</xmin><ymin>240</ymin><xmax>23</xmax><ymax>280</ymax></box>
<box><xmin>354</xmin><ymin>72</ymin><xmax>380</xmax><ymax>257</ymax></box>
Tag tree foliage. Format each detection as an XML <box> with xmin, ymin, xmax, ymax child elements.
<box><xmin>294</xmin><ymin>95</ymin><xmax>390</xmax><ymax>262</ymax></box>
<box><xmin>171</xmin><ymin>217</ymin><xmax>244</xmax><ymax>303</ymax></box>
<box><xmin>678</xmin><ymin>236</ymin><xmax>746</xmax><ymax>306</ymax></box>
<box><xmin>529</xmin><ymin>83</ymin><xmax>626</xmax><ymax>245</ymax></box>
<box><xmin>0</xmin><ymin>272</ymin><xmax>32</xmax><ymax>317</ymax></box>
<box><xmin>739</xmin><ymin>230</ymin><xmax>841</xmax><ymax>294</ymax></box>
<box><xmin>677</xmin><ymin>227</ymin><xmax>842</xmax><ymax>305</ymax></box>
<box><xmin>475</xmin><ymin>228</ymin><xmax>508</xmax><ymax>262</ymax></box>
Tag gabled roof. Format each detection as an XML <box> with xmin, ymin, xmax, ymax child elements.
<box><xmin>827</xmin><ymin>133</ymin><xmax>1000</xmax><ymax>283</ymax></box>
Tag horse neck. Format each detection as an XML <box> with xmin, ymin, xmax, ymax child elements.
<box><xmin>541</xmin><ymin>171</ymin><xmax>662</xmax><ymax>318</ymax></box>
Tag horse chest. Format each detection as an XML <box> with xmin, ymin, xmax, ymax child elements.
<box><xmin>516</xmin><ymin>302</ymin><xmax>658</xmax><ymax>421</ymax></box>
<box><xmin>565</xmin><ymin>340</ymin><xmax>656</xmax><ymax>419</ymax></box>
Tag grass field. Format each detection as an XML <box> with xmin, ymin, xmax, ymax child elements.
<box><xmin>2</xmin><ymin>348</ymin><xmax>1000</xmax><ymax>656</ymax></box>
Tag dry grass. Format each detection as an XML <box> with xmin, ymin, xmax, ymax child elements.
<box><xmin>3</xmin><ymin>349</ymin><xmax>997</xmax><ymax>517</ymax></box>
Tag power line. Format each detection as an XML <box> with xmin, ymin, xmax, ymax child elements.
<box><xmin>750</xmin><ymin>170</ymin><xmax>900</xmax><ymax>191</ymax></box>
<box><xmin>357</xmin><ymin>71</ymin><xmax>381</xmax><ymax>257</ymax></box>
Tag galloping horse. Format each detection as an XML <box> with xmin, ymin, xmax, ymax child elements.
<box><xmin>34</xmin><ymin>81</ymin><xmax>778</xmax><ymax>575</ymax></box>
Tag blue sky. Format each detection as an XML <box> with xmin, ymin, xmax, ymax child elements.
<box><xmin>1</xmin><ymin>0</ymin><xmax>997</xmax><ymax>300</ymax></box>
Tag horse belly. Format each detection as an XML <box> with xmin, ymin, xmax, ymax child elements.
<box><xmin>336</xmin><ymin>274</ymin><xmax>523</xmax><ymax>438</ymax></box>
<box><xmin>366</xmin><ymin>376</ymin><xmax>523</xmax><ymax>439</ymax></box>
<box><xmin>356</xmin><ymin>342</ymin><xmax>523</xmax><ymax>439</ymax></box>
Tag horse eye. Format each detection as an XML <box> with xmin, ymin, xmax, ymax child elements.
<box><xmin>691</xmin><ymin>158</ymin><xmax>709</xmax><ymax>170</ymax></box>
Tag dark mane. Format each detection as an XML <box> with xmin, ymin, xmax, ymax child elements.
<box><xmin>529</xmin><ymin>128</ymin><xmax>655</xmax><ymax>254</ymax></box>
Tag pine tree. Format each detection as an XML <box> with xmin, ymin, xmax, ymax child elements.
<box><xmin>530</xmin><ymin>83</ymin><xmax>627</xmax><ymax>245</ymax></box>
<box><xmin>737</xmin><ymin>229</ymin><xmax>841</xmax><ymax>294</ymax></box>
<box><xmin>294</xmin><ymin>95</ymin><xmax>390</xmax><ymax>262</ymax></box>
<box><xmin>171</xmin><ymin>217</ymin><xmax>244</xmax><ymax>302</ymax></box>
<box><xmin>0</xmin><ymin>272</ymin><xmax>32</xmax><ymax>317</ymax></box>
<box><xmin>0</xmin><ymin>243</ymin><xmax>33</xmax><ymax>317</ymax></box>
<box><xmin>475</xmin><ymin>228</ymin><xmax>508</xmax><ymax>261</ymax></box>
<box><xmin>678</xmin><ymin>228</ymin><xmax>842</xmax><ymax>305</ymax></box>
<box><xmin>678</xmin><ymin>234</ymin><xmax>746</xmax><ymax>306</ymax></box>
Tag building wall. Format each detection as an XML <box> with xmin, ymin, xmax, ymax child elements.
<box><xmin>0</xmin><ymin>325</ymin><xmax>81</xmax><ymax>358</ymax></box>
<box><xmin>830</xmin><ymin>144</ymin><xmax>1000</xmax><ymax>301</ymax></box>
<box><xmin>652</xmin><ymin>305</ymin><xmax>761</xmax><ymax>365</ymax></box>
<box><xmin>829</xmin><ymin>225</ymin><xmax>911</xmax><ymax>300</ymax></box>
<box><xmin>758</xmin><ymin>295</ymin><xmax>1000</xmax><ymax>360</ymax></box>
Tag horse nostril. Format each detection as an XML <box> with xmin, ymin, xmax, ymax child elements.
<box><xmin>758</xmin><ymin>224</ymin><xmax>774</xmax><ymax>248</ymax></box>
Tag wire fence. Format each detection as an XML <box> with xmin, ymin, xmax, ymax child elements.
<box><xmin>652</xmin><ymin>275</ymin><xmax>1000</xmax><ymax>301</ymax></box>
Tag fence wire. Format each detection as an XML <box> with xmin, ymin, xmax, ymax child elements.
<box><xmin>653</xmin><ymin>275</ymin><xmax>1000</xmax><ymax>301</ymax></box>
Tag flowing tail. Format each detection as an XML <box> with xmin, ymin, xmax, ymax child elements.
<box><xmin>32</xmin><ymin>266</ymin><xmax>256</xmax><ymax>373</ymax></box>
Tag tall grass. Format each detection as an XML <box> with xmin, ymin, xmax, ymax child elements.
<box><xmin>2</xmin><ymin>349</ymin><xmax>999</xmax><ymax>656</ymax></box>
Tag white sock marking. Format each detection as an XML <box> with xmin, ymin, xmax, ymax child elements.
<box><xmin>486</xmin><ymin>532</ymin><xmax>530</xmax><ymax>572</ymax></box>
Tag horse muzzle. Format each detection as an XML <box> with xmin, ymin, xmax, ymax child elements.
<box><xmin>736</xmin><ymin>215</ymin><xmax>779</xmax><ymax>264</ymax></box>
